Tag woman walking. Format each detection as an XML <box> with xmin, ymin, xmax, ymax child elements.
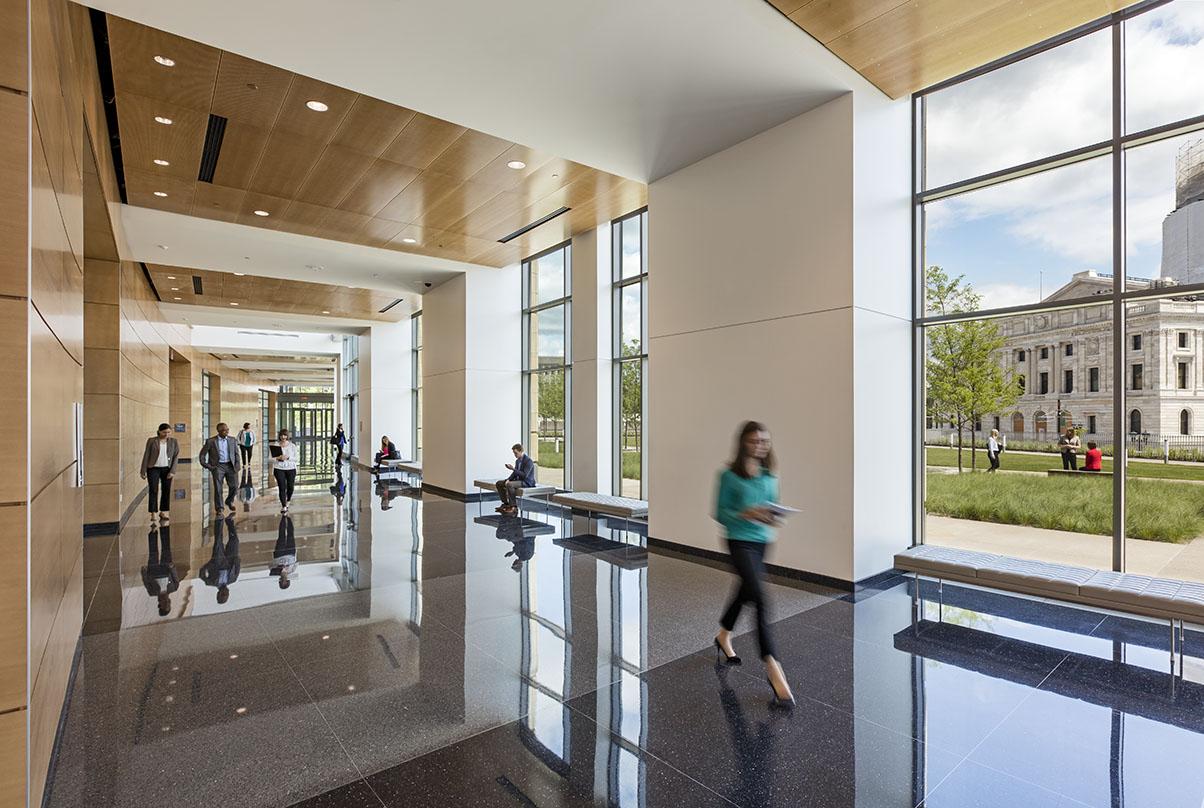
<box><xmin>713</xmin><ymin>421</ymin><xmax>794</xmax><ymax>705</ymax></box>
<box><xmin>139</xmin><ymin>423</ymin><xmax>179</xmax><ymax>525</ymax></box>
<box><xmin>987</xmin><ymin>428</ymin><xmax>1002</xmax><ymax>473</ymax></box>
<box><xmin>332</xmin><ymin>423</ymin><xmax>347</xmax><ymax>465</ymax></box>
<box><xmin>272</xmin><ymin>428</ymin><xmax>299</xmax><ymax>514</ymax></box>
<box><xmin>236</xmin><ymin>422</ymin><xmax>256</xmax><ymax>466</ymax></box>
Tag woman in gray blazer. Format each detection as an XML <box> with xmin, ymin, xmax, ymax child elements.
<box><xmin>140</xmin><ymin>423</ymin><xmax>180</xmax><ymax>524</ymax></box>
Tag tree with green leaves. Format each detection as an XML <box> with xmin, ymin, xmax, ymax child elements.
<box><xmin>619</xmin><ymin>340</ymin><xmax>642</xmax><ymax>455</ymax></box>
<box><xmin>926</xmin><ymin>266</ymin><xmax>1019</xmax><ymax>472</ymax></box>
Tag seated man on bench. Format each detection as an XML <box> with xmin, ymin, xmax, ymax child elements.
<box><xmin>496</xmin><ymin>443</ymin><xmax>536</xmax><ymax>515</ymax></box>
<box><xmin>372</xmin><ymin>435</ymin><xmax>399</xmax><ymax>473</ymax></box>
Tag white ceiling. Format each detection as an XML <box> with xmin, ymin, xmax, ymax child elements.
<box><xmin>84</xmin><ymin>0</ymin><xmax>869</xmax><ymax>182</ymax></box>
<box><xmin>120</xmin><ymin>205</ymin><xmax>464</xmax><ymax>295</ymax></box>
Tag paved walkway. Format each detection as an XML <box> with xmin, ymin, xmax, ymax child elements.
<box><xmin>926</xmin><ymin>515</ymin><xmax>1204</xmax><ymax>583</ymax></box>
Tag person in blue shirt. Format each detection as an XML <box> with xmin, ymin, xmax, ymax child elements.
<box><xmin>495</xmin><ymin>443</ymin><xmax>536</xmax><ymax>515</ymax></box>
<box><xmin>713</xmin><ymin>421</ymin><xmax>794</xmax><ymax>706</ymax></box>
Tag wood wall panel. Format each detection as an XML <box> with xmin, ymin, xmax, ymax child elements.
<box><xmin>30</xmin><ymin>307</ymin><xmax>82</xmax><ymax>500</ymax></box>
<box><xmin>0</xmin><ymin>502</ymin><xmax>28</xmax><ymax>712</ymax></box>
<box><xmin>0</xmin><ymin>298</ymin><xmax>27</xmax><ymax>506</ymax></box>
<box><xmin>0</xmin><ymin>91</ymin><xmax>28</xmax><ymax>296</ymax></box>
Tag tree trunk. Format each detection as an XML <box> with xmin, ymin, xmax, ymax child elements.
<box><xmin>971</xmin><ymin>419</ymin><xmax>978</xmax><ymax>470</ymax></box>
<box><xmin>956</xmin><ymin>422</ymin><xmax>964</xmax><ymax>473</ymax></box>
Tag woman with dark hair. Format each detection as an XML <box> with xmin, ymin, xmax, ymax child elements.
<box><xmin>139</xmin><ymin>422</ymin><xmax>179</xmax><ymax>525</ymax></box>
<box><xmin>272</xmin><ymin>428</ymin><xmax>298</xmax><ymax>514</ymax></box>
<box><xmin>713</xmin><ymin>421</ymin><xmax>794</xmax><ymax>705</ymax></box>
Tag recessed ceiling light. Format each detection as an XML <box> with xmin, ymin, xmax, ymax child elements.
<box><xmin>233</xmin><ymin>272</ymin><xmax>245</xmax><ymax>276</ymax></box>
<box><xmin>253</xmin><ymin>209</ymin><xmax>270</xmax><ymax>217</ymax></box>
<box><xmin>153</xmin><ymin>159</ymin><xmax>170</xmax><ymax>166</ymax></box>
<box><xmin>153</xmin><ymin>191</ymin><xmax>168</xmax><ymax>197</ymax></box>
<box><xmin>322</xmin><ymin>310</ymin><xmax>330</xmax><ymax>314</ymax></box>
<box><xmin>507</xmin><ymin>160</ymin><xmax>526</xmax><ymax>170</ymax></box>
<box><xmin>170</xmin><ymin>287</ymin><xmax>180</xmax><ymax>291</ymax></box>
<box><xmin>305</xmin><ymin>100</ymin><xmax>329</xmax><ymax>112</ymax></box>
<box><xmin>230</xmin><ymin>302</ymin><xmax>239</xmax><ymax>306</ymax></box>
<box><xmin>154</xmin><ymin>116</ymin><xmax>173</xmax><ymax>125</ymax></box>
<box><xmin>173</xmin><ymin>297</ymin><xmax>181</xmax><ymax>301</ymax></box>
<box><xmin>157</xmin><ymin>244</ymin><xmax>168</xmax><ymax>250</ymax></box>
<box><xmin>153</xmin><ymin>55</ymin><xmax>175</xmax><ymax>67</ymax></box>
<box><xmin>401</xmin><ymin>237</ymin><xmax>417</xmax><ymax>244</ymax></box>
<box><xmin>167</xmin><ymin>275</ymin><xmax>176</xmax><ymax>279</ymax></box>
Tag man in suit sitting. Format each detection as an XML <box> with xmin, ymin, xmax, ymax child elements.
<box><xmin>199</xmin><ymin>422</ymin><xmax>243</xmax><ymax>514</ymax></box>
<box><xmin>495</xmin><ymin>443</ymin><xmax>536</xmax><ymax>515</ymax></box>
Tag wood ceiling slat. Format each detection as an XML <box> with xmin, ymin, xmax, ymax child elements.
<box><xmin>786</xmin><ymin>0</ymin><xmax>899</xmax><ymax>42</ymax></box>
<box><xmin>418</xmin><ymin>179</ymin><xmax>506</xmax><ymax>231</ymax></box>
<box><xmin>236</xmin><ymin>191</ymin><xmax>291</xmax><ymax>227</ymax></box>
<box><xmin>211</xmin><ymin>53</ymin><xmax>292</xmax><ymax>127</ymax></box>
<box><xmin>114</xmin><ymin>92</ymin><xmax>207</xmax><ymax>175</ymax></box>
<box><xmin>209</xmin><ymin>120</ymin><xmax>270</xmax><ymax>188</ymax></box>
<box><xmin>337</xmin><ymin>158</ymin><xmax>421</xmax><ymax>218</ymax></box>
<box><xmin>107</xmin><ymin>17</ymin><xmax>219</xmax><ymax>111</ymax></box>
<box><xmin>380</xmin><ymin>113</ymin><xmax>466</xmax><ymax>170</ymax></box>
<box><xmin>191</xmin><ymin>183</ymin><xmax>245</xmax><ymax>222</ymax></box>
<box><xmin>124</xmin><ymin>167</ymin><xmax>196</xmax><ymax>214</ymax></box>
<box><xmin>351</xmin><ymin>217</ymin><xmax>407</xmax><ymax>248</ymax></box>
<box><xmin>295</xmin><ymin>145</ymin><xmax>375</xmax><ymax>207</ymax></box>
<box><xmin>274</xmin><ymin>75</ymin><xmax>357</xmax><ymax>141</ymax></box>
<box><xmin>331</xmin><ymin>95</ymin><xmax>416</xmax><ymax>157</ymax></box>
<box><xmin>373</xmin><ymin>170</ymin><xmax>462</xmax><ymax>224</ymax></box>
<box><xmin>469</xmin><ymin>144</ymin><xmax>554</xmax><ymax>192</ymax></box>
<box><xmin>247</xmin><ymin>131</ymin><xmax>325</xmax><ymax>199</ymax></box>
<box><xmin>425</xmin><ymin>130</ymin><xmax>512</xmax><ymax>181</ymax></box>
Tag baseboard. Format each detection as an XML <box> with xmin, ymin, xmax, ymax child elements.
<box><xmin>419</xmin><ymin>483</ymin><xmax>479</xmax><ymax>502</ymax></box>
<box><xmin>83</xmin><ymin>521</ymin><xmax>119</xmax><ymax>537</ymax></box>
<box><xmin>39</xmin><ymin>636</ymin><xmax>83</xmax><ymax>808</ymax></box>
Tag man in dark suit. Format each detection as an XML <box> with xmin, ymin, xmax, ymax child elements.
<box><xmin>200</xmin><ymin>514</ymin><xmax>240</xmax><ymax>605</ymax></box>
<box><xmin>495</xmin><ymin>443</ymin><xmax>536</xmax><ymax>515</ymax></box>
<box><xmin>198</xmin><ymin>422</ymin><xmax>242</xmax><ymax>514</ymax></box>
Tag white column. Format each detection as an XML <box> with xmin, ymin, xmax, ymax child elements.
<box><xmin>570</xmin><ymin>226</ymin><xmax>613</xmax><ymax>494</ymax></box>
<box><xmin>361</xmin><ymin>320</ymin><xmax>413</xmax><ymax>460</ymax></box>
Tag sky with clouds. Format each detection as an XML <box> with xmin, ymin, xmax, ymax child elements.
<box><xmin>923</xmin><ymin>1</ymin><xmax>1204</xmax><ymax>313</ymax></box>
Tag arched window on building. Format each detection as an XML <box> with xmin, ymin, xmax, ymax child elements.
<box><xmin>1181</xmin><ymin>409</ymin><xmax>1191</xmax><ymax>436</ymax></box>
<box><xmin>1130</xmin><ymin>409</ymin><xmax>1142</xmax><ymax>435</ymax></box>
<box><xmin>1034</xmin><ymin>410</ymin><xmax>1048</xmax><ymax>435</ymax></box>
<box><xmin>1011</xmin><ymin>412</ymin><xmax>1024</xmax><ymax>435</ymax></box>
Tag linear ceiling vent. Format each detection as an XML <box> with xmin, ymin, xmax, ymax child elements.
<box><xmin>192</xmin><ymin>276</ymin><xmax>204</xmax><ymax>295</ymax></box>
<box><xmin>236</xmin><ymin>331</ymin><xmax>301</xmax><ymax>338</ymax></box>
<box><xmin>197</xmin><ymin>114</ymin><xmax>228</xmax><ymax>183</ymax></box>
<box><xmin>498</xmin><ymin>206</ymin><xmax>571</xmax><ymax>244</ymax></box>
<box><xmin>378</xmin><ymin>298</ymin><xmax>404</xmax><ymax>314</ymax></box>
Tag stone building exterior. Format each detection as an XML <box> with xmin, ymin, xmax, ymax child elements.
<box><xmin>987</xmin><ymin>138</ymin><xmax>1204</xmax><ymax>442</ymax></box>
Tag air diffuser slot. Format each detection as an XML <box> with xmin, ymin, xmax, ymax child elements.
<box><xmin>498</xmin><ymin>206</ymin><xmax>571</xmax><ymax>244</ymax></box>
<box><xmin>378</xmin><ymin>298</ymin><xmax>404</xmax><ymax>313</ymax></box>
<box><xmin>197</xmin><ymin>114</ymin><xmax>227</xmax><ymax>182</ymax></box>
<box><xmin>192</xmin><ymin>276</ymin><xmax>204</xmax><ymax>295</ymax></box>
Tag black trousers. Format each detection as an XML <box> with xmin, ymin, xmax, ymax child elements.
<box><xmin>719</xmin><ymin>539</ymin><xmax>776</xmax><ymax>659</ymax></box>
<box><xmin>274</xmin><ymin>468</ymin><xmax>296</xmax><ymax>505</ymax></box>
<box><xmin>988</xmin><ymin>451</ymin><xmax>1000</xmax><ymax>472</ymax></box>
<box><xmin>240</xmin><ymin>444</ymin><xmax>253</xmax><ymax>464</ymax></box>
<box><xmin>333</xmin><ymin>445</ymin><xmax>343</xmax><ymax>464</ymax></box>
<box><xmin>146</xmin><ymin>467</ymin><xmax>172</xmax><ymax>512</ymax></box>
<box><xmin>1062</xmin><ymin>451</ymin><xmax>1078</xmax><ymax>470</ymax></box>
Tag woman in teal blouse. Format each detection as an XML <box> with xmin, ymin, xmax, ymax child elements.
<box><xmin>714</xmin><ymin>421</ymin><xmax>794</xmax><ymax>705</ymax></box>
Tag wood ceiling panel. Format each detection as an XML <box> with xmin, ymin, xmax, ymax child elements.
<box><xmin>380</xmin><ymin>113</ymin><xmax>466</xmax><ymax>170</ymax></box>
<box><xmin>331</xmin><ymin>95</ymin><xmax>416</xmax><ymax>157</ymax></box>
<box><xmin>774</xmin><ymin>0</ymin><xmax>1141</xmax><ymax>98</ymax></box>
<box><xmin>107</xmin><ymin>17</ymin><xmax>219</xmax><ymax>110</ymax></box>
<box><xmin>210</xmin><ymin>53</ymin><xmax>291</xmax><ymax>127</ymax></box>
<box><xmin>107</xmin><ymin>12</ymin><xmax>646</xmax><ymax>267</ymax></box>
<box><xmin>295</xmin><ymin>145</ymin><xmax>375</xmax><ymax>207</ymax></box>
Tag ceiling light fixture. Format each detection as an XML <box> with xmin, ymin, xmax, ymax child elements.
<box><xmin>233</xmin><ymin>272</ymin><xmax>245</xmax><ymax>276</ymax></box>
<box><xmin>173</xmin><ymin>297</ymin><xmax>181</xmax><ymax>300</ymax></box>
<box><xmin>153</xmin><ymin>55</ymin><xmax>175</xmax><ymax>67</ymax></box>
<box><xmin>167</xmin><ymin>275</ymin><xmax>176</xmax><ymax>279</ymax></box>
<box><xmin>153</xmin><ymin>159</ymin><xmax>170</xmax><ymax>166</ymax></box>
<box><xmin>253</xmin><ymin>209</ymin><xmax>270</xmax><ymax>217</ymax></box>
<box><xmin>171</xmin><ymin>287</ymin><xmax>180</xmax><ymax>291</ymax></box>
<box><xmin>153</xmin><ymin>191</ymin><xmax>167</xmax><ymax>197</ymax></box>
<box><xmin>157</xmin><ymin>244</ymin><xmax>169</xmax><ymax>250</ymax></box>
<box><xmin>507</xmin><ymin>160</ymin><xmax>526</xmax><ymax>170</ymax></box>
<box><xmin>230</xmin><ymin>302</ymin><xmax>240</xmax><ymax>306</ymax></box>
<box><xmin>305</xmin><ymin>100</ymin><xmax>329</xmax><ymax>112</ymax></box>
<box><xmin>401</xmin><ymin>237</ymin><xmax>417</xmax><ymax>244</ymax></box>
<box><xmin>322</xmin><ymin>310</ymin><xmax>330</xmax><ymax>314</ymax></box>
<box><xmin>154</xmin><ymin>116</ymin><xmax>173</xmax><ymax>125</ymax></box>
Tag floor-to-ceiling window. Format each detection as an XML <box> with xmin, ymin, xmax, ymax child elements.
<box><xmin>915</xmin><ymin>0</ymin><xmax>1204</xmax><ymax>583</ymax></box>
<box><xmin>201</xmin><ymin>371</ymin><xmax>212</xmax><ymax>438</ymax></box>
<box><xmin>612</xmin><ymin>209</ymin><xmax>648</xmax><ymax>499</ymax></box>
<box><xmin>341</xmin><ymin>335</ymin><xmax>359</xmax><ymax>457</ymax></box>
<box><xmin>522</xmin><ymin>242</ymin><xmax>571</xmax><ymax>488</ymax></box>
<box><xmin>412</xmin><ymin>311</ymin><xmax>423</xmax><ymax>462</ymax></box>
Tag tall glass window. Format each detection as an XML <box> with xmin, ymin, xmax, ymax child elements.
<box><xmin>522</xmin><ymin>242</ymin><xmax>571</xmax><ymax>488</ymax></box>
<box><xmin>916</xmin><ymin>0</ymin><xmax>1204</xmax><ymax>584</ymax></box>
<box><xmin>341</xmin><ymin>335</ymin><xmax>359</xmax><ymax>456</ymax></box>
<box><xmin>412</xmin><ymin>311</ymin><xmax>423</xmax><ymax>462</ymax></box>
<box><xmin>612</xmin><ymin>209</ymin><xmax>648</xmax><ymax>499</ymax></box>
<box><xmin>201</xmin><ymin>371</ymin><xmax>212</xmax><ymax>438</ymax></box>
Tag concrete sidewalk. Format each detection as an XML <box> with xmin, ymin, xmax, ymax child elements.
<box><xmin>926</xmin><ymin>515</ymin><xmax>1204</xmax><ymax>583</ymax></box>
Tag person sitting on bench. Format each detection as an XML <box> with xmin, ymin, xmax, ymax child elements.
<box><xmin>372</xmin><ymin>436</ymin><xmax>399</xmax><ymax>473</ymax></box>
<box><xmin>495</xmin><ymin>443</ymin><xmax>536</xmax><ymax>514</ymax></box>
<box><xmin>1084</xmin><ymin>440</ymin><xmax>1103</xmax><ymax>471</ymax></box>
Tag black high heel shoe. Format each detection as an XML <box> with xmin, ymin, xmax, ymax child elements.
<box><xmin>766</xmin><ymin>675</ymin><xmax>795</xmax><ymax>707</ymax></box>
<box><xmin>713</xmin><ymin>637</ymin><xmax>741</xmax><ymax>665</ymax></box>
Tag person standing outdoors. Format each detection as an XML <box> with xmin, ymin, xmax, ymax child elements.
<box><xmin>987</xmin><ymin>428</ymin><xmax>1002</xmax><ymax>473</ymax></box>
<box><xmin>199</xmin><ymin>422</ymin><xmax>242</xmax><ymax>514</ymax></box>
<box><xmin>713</xmin><ymin>421</ymin><xmax>794</xmax><ymax>706</ymax></box>
<box><xmin>332</xmin><ymin>423</ymin><xmax>347</xmax><ymax>465</ymax></box>
<box><xmin>273</xmin><ymin>428</ymin><xmax>299</xmax><ymax>513</ymax></box>
<box><xmin>139</xmin><ymin>422</ymin><xmax>179</xmax><ymax>524</ymax></box>
<box><xmin>1058</xmin><ymin>426</ymin><xmax>1081</xmax><ymax>470</ymax></box>
<box><xmin>236</xmin><ymin>422</ymin><xmax>256</xmax><ymax>466</ymax></box>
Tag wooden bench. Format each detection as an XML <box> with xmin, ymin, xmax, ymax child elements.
<box><xmin>895</xmin><ymin>544</ymin><xmax>1203</xmax><ymax>665</ymax></box>
<box><xmin>1046</xmin><ymin>468</ymin><xmax>1112</xmax><ymax>477</ymax></box>
<box><xmin>550</xmin><ymin>492</ymin><xmax>649</xmax><ymax>536</ymax></box>
<box><xmin>472</xmin><ymin>478</ymin><xmax>557</xmax><ymax>517</ymax></box>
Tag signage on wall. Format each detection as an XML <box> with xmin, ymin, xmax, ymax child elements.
<box><xmin>174</xmin><ymin>423</ymin><xmax>186</xmax><ymax>432</ymax></box>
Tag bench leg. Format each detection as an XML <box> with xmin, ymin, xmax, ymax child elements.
<box><xmin>938</xmin><ymin>579</ymin><xmax>944</xmax><ymax>623</ymax></box>
<box><xmin>1170</xmin><ymin>619</ymin><xmax>1177</xmax><ymax>670</ymax></box>
<box><xmin>911</xmin><ymin>572</ymin><xmax>921</xmax><ymax>632</ymax></box>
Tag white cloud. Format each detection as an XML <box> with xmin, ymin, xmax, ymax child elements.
<box><xmin>974</xmin><ymin>282</ymin><xmax>1043</xmax><ymax>309</ymax></box>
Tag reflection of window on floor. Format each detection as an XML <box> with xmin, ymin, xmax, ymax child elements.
<box><xmin>409</xmin><ymin>498</ymin><xmax>422</xmax><ymax>627</ymax></box>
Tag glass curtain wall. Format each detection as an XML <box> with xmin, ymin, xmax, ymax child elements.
<box><xmin>915</xmin><ymin>0</ymin><xmax>1204</xmax><ymax>583</ymax></box>
<box><xmin>612</xmin><ymin>209</ymin><xmax>648</xmax><ymax>499</ymax></box>
<box><xmin>341</xmin><ymin>335</ymin><xmax>359</xmax><ymax>457</ymax></box>
<box><xmin>522</xmin><ymin>242</ymin><xmax>572</xmax><ymax>488</ymax></box>
<box><xmin>412</xmin><ymin>311</ymin><xmax>423</xmax><ymax>462</ymax></box>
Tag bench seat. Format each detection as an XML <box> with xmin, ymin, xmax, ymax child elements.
<box><xmin>1046</xmin><ymin>469</ymin><xmax>1112</xmax><ymax>477</ymax></box>
<box><xmin>894</xmin><ymin>545</ymin><xmax>1204</xmax><ymax>624</ymax></box>
<box><xmin>550</xmin><ymin>492</ymin><xmax>648</xmax><ymax>519</ymax></box>
<box><xmin>472</xmin><ymin>479</ymin><xmax>557</xmax><ymax>498</ymax></box>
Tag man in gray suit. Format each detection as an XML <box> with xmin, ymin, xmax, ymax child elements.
<box><xmin>199</xmin><ymin>422</ymin><xmax>242</xmax><ymax>514</ymax></box>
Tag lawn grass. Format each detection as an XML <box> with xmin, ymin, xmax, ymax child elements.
<box><xmin>925</xmin><ymin>446</ymin><xmax>1204</xmax><ymax>482</ymax></box>
<box><xmin>925</xmin><ymin>470</ymin><xmax>1204</xmax><ymax>543</ymax></box>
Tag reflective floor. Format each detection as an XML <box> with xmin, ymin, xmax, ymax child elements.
<box><xmin>49</xmin><ymin>463</ymin><xmax>1204</xmax><ymax>807</ymax></box>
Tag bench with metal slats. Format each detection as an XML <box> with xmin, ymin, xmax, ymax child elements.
<box><xmin>379</xmin><ymin>460</ymin><xmax>421</xmax><ymax>475</ymax></box>
<box><xmin>550</xmin><ymin>492</ymin><xmax>648</xmax><ymax>536</ymax></box>
<box><xmin>895</xmin><ymin>544</ymin><xmax>1202</xmax><ymax>665</ymax></box>
<box><xmin>472</xmin><ymin>478</ymin><xmax>558</xmax><ymax>516</ymax></box>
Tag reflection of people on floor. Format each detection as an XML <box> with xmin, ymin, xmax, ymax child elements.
<box><xmin>200</xmin><ymin>514</ymin><xmax>241</xmax><ymax>604</ymax></box>
<box><xmin>330</xmin><ymin>469</ymin><xmax>346</xmax><ymax>504</ymax></box>
<box><xmin>716</xmin><ymin>670</ymin><xmax>773</xmax><ymax>808</ymax></box>
<box><xmin>141</xmin><ymin>524</ymin><xmax>179</xmax><ymax>617</ymax></box>
<box><xmin>496</xmin><ymin>517</ymin><xmax>535</xmax><ymax>571</ymax></box>
<box><xmin>238</xmin><ymin>468</ymin><xmax>257</xmax><ymax>511</ymax></box>
<box><xmin>375</xmin><ymin>477</ymin><xmax>400</xmax><ymax>510</ymax></box>
<box><xmin>269</xmin><ymin>515</ymin><xmax>297</xmax><ymax>590</ymax></box>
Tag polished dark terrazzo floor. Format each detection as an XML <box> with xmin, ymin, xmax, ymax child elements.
<box><xmin>48</xmin><ymin>463</ymin><xmax>1204</xmax><ymax>807</ymax></box>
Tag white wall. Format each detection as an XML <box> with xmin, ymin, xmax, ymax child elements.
<box><xmin>648</xmin><ymin>91</ymin><xmax>912</xmax><ymax>584</ymax></box>
<box><xmin>361</xmin><ymin>320</ymin><xmax>414</xmax><ymax>460</ymax></box>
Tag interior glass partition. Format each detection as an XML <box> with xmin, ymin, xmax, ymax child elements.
<box><xmin>522</xmin><ymin>242</ymin><xmax>572</xmax><ymax>488</ymax></box>
<box><xmin>915</xmin><ymin>0</ymin><xmax>1204</xmax><ymax>580</ymax></box>
<box><xmin>412</xmin><ymin>311</ymin><xmax>423</xmax><ymax>462</ymax></box>
<box><xmin>612</xmin><ymin>209</ymin><xmax>648</xmax><ymax>499</ymax></box>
